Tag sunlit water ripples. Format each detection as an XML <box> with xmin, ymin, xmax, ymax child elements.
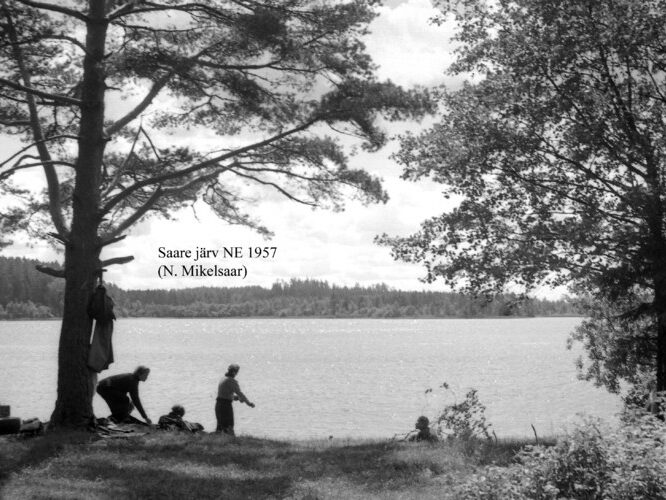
<box><xmin>0</xmin><ymin>317</ymin><xmax>621</xmax><ymax>439</ymax></box>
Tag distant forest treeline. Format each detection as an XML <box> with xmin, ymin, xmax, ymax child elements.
<box><xmin>0</xmin><ymin>256</ymin><xmax>578</xmax><ymax>319</ymax></box>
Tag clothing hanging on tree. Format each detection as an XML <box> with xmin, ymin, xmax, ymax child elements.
<box><xmin>87</xmin><ymin>284</ymin><xmax>116</xmax><ymax>373</ymax></box>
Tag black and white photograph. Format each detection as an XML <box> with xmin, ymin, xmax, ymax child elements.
<box><xmin>1</xmin><ymin>0</ymin><xmax>665</xmax><ymax>498</ymax></box>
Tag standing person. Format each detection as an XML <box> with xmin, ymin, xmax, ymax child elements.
<box><xmin>215</xmin><ymin>364</ymin><xmax>255</xmax><ymax>435</ymax></box>
<box><xmin>97</xmin><ymin>366</ymin><xmax>152</xmax><ymax>425</ymax></box>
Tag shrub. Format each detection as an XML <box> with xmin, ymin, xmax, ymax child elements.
<box><xmin>431</xmin><ymin>383</ymin><xmax>492</xmax><ymax>441</ymax></box>
<box><xmin>455</xmin><ymin>413</ymin><xmax>666</xmax><ymax>499</ymax></box>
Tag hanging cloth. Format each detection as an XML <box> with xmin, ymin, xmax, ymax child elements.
<box><xmin>87</xmin><ymin>285</ymin><xmax>116</xmax><ymax>373</ymax></box>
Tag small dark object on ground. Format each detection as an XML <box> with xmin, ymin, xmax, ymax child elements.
<box><xmin>19</xmin><ymin>418</ymin><xmax>44</xmax><ymax>436</ymax></box>
<box><xmin>0</xmin><ymin>417</ymin><xmax>44</xmax><ymax>437</ymax></box>
<box><xmin>0</xmin><ymin>418</ymin><xmax>21</xmax><ymax>435</ymax></box>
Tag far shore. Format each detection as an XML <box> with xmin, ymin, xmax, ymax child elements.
<box><xmin>0</xmin><ymin>314</ymin><xmax>584</xmax><ymax>322</ymax></box>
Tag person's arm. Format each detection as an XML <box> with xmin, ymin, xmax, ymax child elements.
<box><xmin>129</xmin><ymin>383</ymin><xmax>151</xmax><ymax>423</ymax></box>
<box><xmin>233</xmin><ymin>379</ymin><xmax>255</xmax><ymax>408</ymax></box>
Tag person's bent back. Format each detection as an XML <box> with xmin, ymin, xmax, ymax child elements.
<box><xmin>97</xmin><ymin>366</ymin><xmax>152</xmax><ymax>424</ymax></box>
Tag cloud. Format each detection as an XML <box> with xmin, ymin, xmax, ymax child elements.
<box><xmin>91</xmin><ymin>168</ymin><xmax>458</xmax><ymax>292</ymax></box>
<box><xmin>365</xmin><ymin>0</ymin><xmax>460</xmax><ymax>88</ymax></box>
<box><xmin>0</xmin><ymin>2</ymin><xmax>473</xmax><ymax>294</ymax></box>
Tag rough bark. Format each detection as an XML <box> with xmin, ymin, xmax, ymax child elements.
<box><xmin>50</xmin><ymin>1</ymin><xmax>108</xmax><ymax>427</ymax></box>
<box><xmin>655</xmin><ymin>252</ymin><xmax>666</xmax><ymax>391</ymax></box>
<box><xmin>657</xmin><ymin>300</ymin><xmax>666</xmax><ymax>391</ymax></box>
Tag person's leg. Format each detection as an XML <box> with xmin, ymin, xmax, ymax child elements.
<box><xmin>217</xmin><ymin>399</ymin><xmax>234</xmax><ymax>434</ymax></box>
<box><xmin>113</xmin><ymin>396</ymin><xmax>132</xmax><ymax>422</ymax></box>
<box><xmin>215</xmin><ymin>399</ymin><xmax>228</xmax><ymax>432</ymax></box>
<box><xmin>97</xmin><ymin>385</ymin><xmax>115</xmax><ymax>417</ymax></box>
<box><xmin>98</xmin><ymin>386</ymin><xmax>131</xmax><ymax>422</ymax></box>
<box><xmin>223</xmin><ymin>400</ymin><xmax>235</xmax><ymax>435</ymax></box>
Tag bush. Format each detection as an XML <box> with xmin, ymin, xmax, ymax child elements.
<box><xmin>455</xmin><ymin>413</ymin><xmax>666</xmax><ymax>499</ymax></box>
<box><xmin>429</xmin><ymin>383</ymin><xmax>492</xmax><ymax>441</ymax></box>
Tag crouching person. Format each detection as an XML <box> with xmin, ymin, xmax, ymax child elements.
<box><xmin>158</xmin><ymin>404</ymin><xmax>203</xmax><ymax>433</ymax></box>
<box><xmin>409</xmin><ymin>416</ymin><xmax>438</xmax><ymax>442</ymax></box>
<box><xmin>96</xmin><ymin>366</ymin><xmax>152</xmax><ymax>425</ymax></box>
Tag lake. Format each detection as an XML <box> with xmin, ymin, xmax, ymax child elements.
<box><xmin>0</xmin><ymin>317</ymin><xmax>621</xmax><ymax>439</ymax></box>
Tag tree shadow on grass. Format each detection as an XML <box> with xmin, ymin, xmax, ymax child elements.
<box><xmin>0</xmin><ymin>431</ymin><xmax>94</xmax><ymax>485</ymax></box>
<box><xmin>3</xmin><ymin>433</ymin><xmax>461</xmax><ymax>498</ymax></box>
<box><xmin>138</xmin><ymin>436</ymin><xmax>410</xmax><ymax>480</ymax></box>
<box><xmin>5</xmin><ymin>461</ymin><xmax>292</xmax><ymax>500</ymax></box>
<box><xmin>85</xmin><ymin>463</ymin><xmax>293</xmax><ymax>500</ymax></box>
<box><xmin>91</xmin><ymin>436</ymin><xmax>444</xmax><ymax>492</ymax></box>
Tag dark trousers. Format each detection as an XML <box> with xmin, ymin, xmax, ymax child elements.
<box><xmin>97</xmin><ymin>384</ymin><xmax>132</xmax><ymax>421</ymax></box>
<box><xmin>215</xmin><ymin>398</ymin><xmax>234</xmax><ymax>434</ymax></box>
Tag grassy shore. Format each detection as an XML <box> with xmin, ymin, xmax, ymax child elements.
<box><xmin>0</xmin><ymin>430</ymin><xmax>545</xmax><ymax>499</ymax></box>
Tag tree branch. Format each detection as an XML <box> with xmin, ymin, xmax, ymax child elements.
<box><xmin>100</xmin><ymin>255</ymin><xmax>135</xmax><ymax>267</ymax></box>
<box><xmin>48</xmin><ymin>232</ymin><xmax>69</xmax><ymax>246</ymax></box>
<box><xmin>102</xmin><ymin>118</ymin><xmax>318</xmax><ymax>213</ymax></box>
<box><xmin>499</xmin><ymin>161</ymin><xmax>642</xmax><ymax>228</ymax></box>
<box><xmin>0</xmin><ymin>119</ymin><xmax>31</xmax><ymax>127</ymax></box>
<box><xmin>1</xmin><ymin>4</ymin><xmax>68</xmax><ymax>237</ymax></box>
<box><xmin>107</xmin><ymin>1</ymin><xmax>235</xmax><ymax>22</ymax></box>
<box><xmin>0</xmin><ymin>78</ymin><xmax>82</xmax><ymax>107</ymax></box>
<box><xmin>14</xmin><ymin>0</ymin><xmax>90</xmax><ymax>23</ymax></box>
<box><xmin>194</xmin><ymin>57</ymin><xmax>287</xmax><ymax>72</ymax></box>
<box><xmin>233</xmin><ymin>163</ymin><xmax>337</xmax><ymax>184</ymax></box>
<box><xmin>102</xmin><ymin>126</ymin><xmax>142</xmax><ymax>198</ymax></box>
<box><xmin>44</xmin><ymin>34</ymin><xmax>88</xmax><ymax>54</ymax></box>
<box><xmin>105</xmin><ymin>73</ymin><xmax>172</xmax><ymax>136</ymax></box>
<box><xmin>0</xmin><ymin>158</ymin><xmax>76</xmax><ymax>181</ymax></box>
<box><xmin>35</xmin><ymin>264</ymin><xmax>65</xmax><ymax>278</ymax></box>
<box><xmin>98</xmin><ymin>234</ymin><xmax>127</xmax><ymax>248</ymax></box>
<box><xmin>0</xmin><ymin>134</ymin><xmax>79</xmax><ymax>169</ymax></box>
<box><xmin>2</xmin><ymin>33</ymin><xmax>89</xmax><ymax>54</ymax></box>
<box><xmin>160</xmin><ymin>170</ymin><xmax>220</xmax><ymax>197</ymax></box>
<box><xmin>541</xmin><ymin>67</ymin><xmax>647</xmax><ymax>180</ymax></box>
<box><xmin>104</xmin><ymin>187</ymin><xmax>163</xmax><ymax>240</ymax></box>
<box><xmin>106</xmin><ymin>1</ymin><xmax>140</xmax><ymax>19</ymax></box>
<box><xmin>229</xmin><ymin>168</ymin><xmax>316</xmax><ymax>207</ymax></box>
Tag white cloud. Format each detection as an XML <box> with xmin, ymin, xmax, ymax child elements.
<box><xmin>365</xmin><ymin>0</ymin><xmax>460</xmax><ymax>88</ymax></box>
<box><xmin>0</xmin><ymin>2</ymin><xmax>476</xmax><ymax>294</ymax></box>
<box><xmin>92</xmin><ymin>177</ymin><xmax>455</xmax><ymax>292</ymax></box>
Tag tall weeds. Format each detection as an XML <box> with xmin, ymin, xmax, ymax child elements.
<box><xmin>455</xmin><ymin>411</ymin><xmax>666</xmax><ymax>499</ymax></box>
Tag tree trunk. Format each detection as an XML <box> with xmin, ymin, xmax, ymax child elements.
<box><xmin>50</xmin><ymin>1</ymin><xmax>108</xmax><ymax>427</ymax></box>
<box><xmin>656</xmin><ymin>287</ymin><xmax>666</xmax><ymax>392</ymax></box>
<box><xmin>642</xmin><ymin>133</ymin><xmax>666</xmax><ymax>391</ymax></box>
<box><xmin>50</xmin><ymin>244</ymin><xmax>101</xmax><ymax>426</ymax></box>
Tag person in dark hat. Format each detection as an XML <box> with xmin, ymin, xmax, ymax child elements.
<box><xmin>215</xmin><ymin>364</ymin><xmax>254</xmax><ymax>435</ymax></box>
<box><xmin>96</xmin><ymin>366</ymin><xmax>152</xmax><ymax>425</ymax></box>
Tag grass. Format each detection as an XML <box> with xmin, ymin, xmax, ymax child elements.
<box><xmin>0</xmin><ymin>430</ymin><xmax>552</xmax><ymax>499</ymax></box>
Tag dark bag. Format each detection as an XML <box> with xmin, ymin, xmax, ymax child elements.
<box><xmin>87</xmin><ymin>285</ymin><xmax>116</xmax><ymax>322</ymax></box>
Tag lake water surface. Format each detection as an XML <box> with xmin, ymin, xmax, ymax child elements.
<box><xmin>0</xmin><ymin>317</ymin><xmax>621</xmax><ymax>439</ymax></box>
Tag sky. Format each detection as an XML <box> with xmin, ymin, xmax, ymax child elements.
<box><xmin>0</xmin><ymin>0</ymin><xmax>548</xmax><ymax>295</ymax></box>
